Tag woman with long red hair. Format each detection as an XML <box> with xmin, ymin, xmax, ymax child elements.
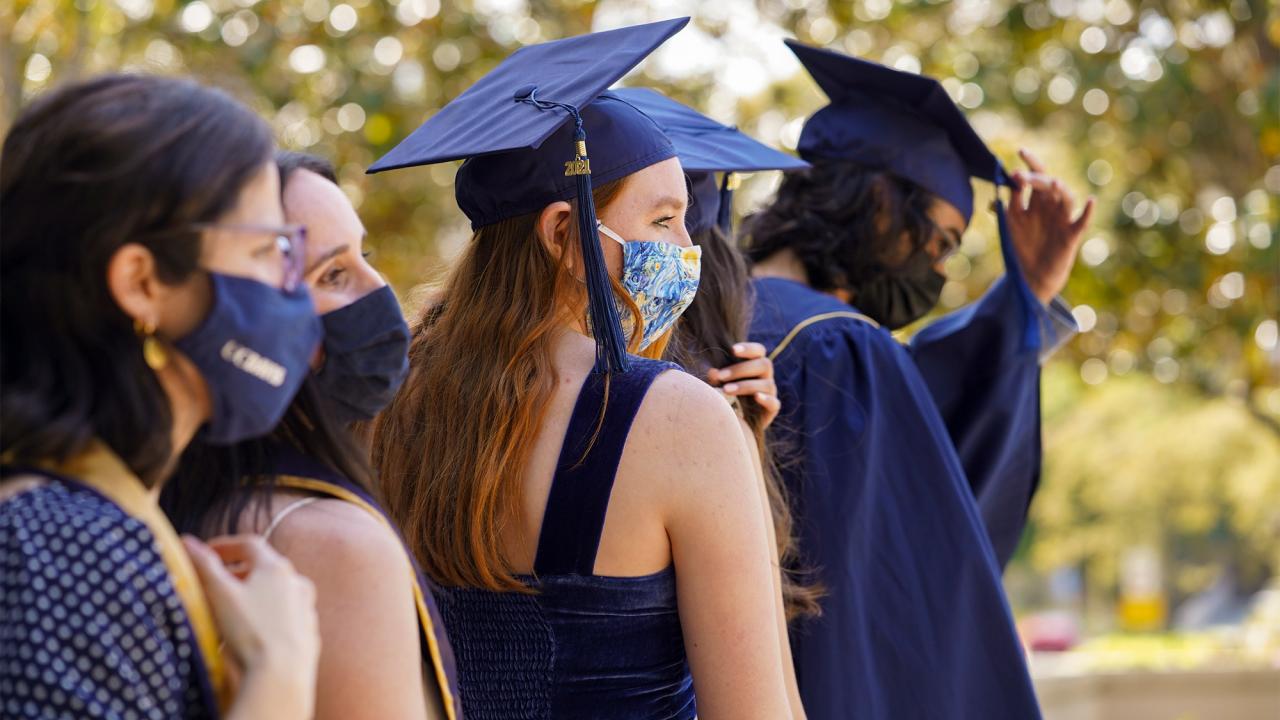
<box><xmin>369</xmin><ymin>20</ymin><xmax>794</xmax><ymax>720</ymax></box>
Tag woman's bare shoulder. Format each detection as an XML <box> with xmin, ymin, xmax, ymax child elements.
<box><xmin>637</xmin><ymin>369</ymin><xmax>744</xmax><ymax>445</ymax></box>
<box><xmin>628</xmin><ymin>369</ymin><xmax>756</xmax><ymax>500</ymax></box>
<box><xmin>261</xmin><ymin>496</ymin><xmax>417</xmax><ymax>616</ymax></box>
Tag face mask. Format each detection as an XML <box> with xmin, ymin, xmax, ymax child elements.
<box><xmin>598</xmin><ymin>222</ymin><xmax>701</xmax><ymax>351</ymax></box>
<box><xmin>173</xmin><ymin>272</ymin><xmax>322</xmax><ymax>445</ymax></box>
<box><xmin>314</xmin><ymin>285</ymin><xmax>411</xmax><ymax>424</ymax></box>
<box><xmin>849</xmin><ymin>251</ymin><xmax>946</xmax><ymax>330</ymax></box>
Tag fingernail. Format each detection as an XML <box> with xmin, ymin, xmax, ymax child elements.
<box><xmin>733</xmin><ymin>343</ymin><xmax>745</xmax><ymax>352</ymax></box>
<box><xmin>724</xmin><ymin>383</ymin><xmax>739</xmax><ymax>393</ymax></box>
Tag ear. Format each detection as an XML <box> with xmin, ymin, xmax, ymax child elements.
<box><xmin>534</xmin><ymin>201</ymin><xmax>574</xmax><ymax>265</ymax></box>
<box><xmin>106</xmin><ymin>242</ymin><xmax>163</xmax><ymax>328</ymax></box>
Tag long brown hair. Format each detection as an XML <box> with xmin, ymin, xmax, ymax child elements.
<box><xmin>371</xmin><ymin>180</ymin><xmax>638</xmax><ymax>591</ymax></box>
<box><xmin>667</xmin><ymin>224</ymin><xmax>824</xmax><ymax>619</ymax></box>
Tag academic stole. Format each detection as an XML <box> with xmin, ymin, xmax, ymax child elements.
<box><xmin>274</xmin><ymin>474</ymin><xmax>460</xmax><ymax>720</ymax></box>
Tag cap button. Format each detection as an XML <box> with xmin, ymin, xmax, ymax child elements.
<box><xmin>513</xmin><ymin>84</ymin><xmax>537</xmax><ymax>100</ymax></box>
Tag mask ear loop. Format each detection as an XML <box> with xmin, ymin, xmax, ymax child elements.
<box><xmin>595</xmin><ymin>221</ymin><xmax>627</xmax><ymax>245</ymax></box>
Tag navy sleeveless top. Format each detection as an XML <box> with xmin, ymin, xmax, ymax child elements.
<box><xmin>435</xmin><ymin>358</ymin><xmax>696</xmax><ymax>720</ymax></box>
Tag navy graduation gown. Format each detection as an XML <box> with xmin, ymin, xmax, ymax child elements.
<box><xmin>908</xmin><ymin>275</ymin><xmax>1075</xmax><ymax>566</ymax></box>
<box><xmin>750</xmin><ymin>276</ymin><xmax>1045</xmax><ymax>720</ymax></box>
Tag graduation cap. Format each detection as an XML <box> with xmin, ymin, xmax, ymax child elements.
<box><xmin>610</xmin><ymin>87</ymin><xmax>809</xmax><ymax>237</ymax></box>
<box><xmin>367</xmin><ymin>18</ymin><xmax>691</xmax><ymax>373</ymax></box>
<box><xmin>785</xmin><ymin>40</ymin><xmax>1043</xmax><ymax>351</ymax></box>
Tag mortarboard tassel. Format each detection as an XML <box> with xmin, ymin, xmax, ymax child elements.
<box><xmin>716</xmin><ymin>172</ymin><xmax>737</xmax><ymax>237</ymax></box>
<box><xmin>516</xmin><ymin>86</ymin><xmax>630</xmax><ymax>374</ymax></box>
<box><xmin>993</xmin><ymin>162</ymin><xmax>1043</xmax><ymax>353</ymax></box>
<box><xmin>568</xmin><ymin>125</ymin><xmax>631</xmax><ymax>374</ymax></box>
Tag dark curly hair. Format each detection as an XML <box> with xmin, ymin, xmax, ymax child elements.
<box><xmin>742</xmin><ymin>158</ymin><xmax>940</xmax><ymax>293</ymax></box>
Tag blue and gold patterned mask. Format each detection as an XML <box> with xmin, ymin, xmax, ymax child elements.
<box><xmin>598</xmin><ymin>222</ymin><xmax>701</xmax><ymax>351</ymax></box>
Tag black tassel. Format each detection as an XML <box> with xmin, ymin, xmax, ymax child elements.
<box><xmin>570</xmin><ymin>126</ymin><xmax>630</xmax><ymax>374</ymax></box>
<box><xmin>716</xmin><ymin>172</ymin><xmax>735</xmax><ymax>236</ymax></box>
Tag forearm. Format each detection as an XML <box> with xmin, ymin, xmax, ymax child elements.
<box><xmin>225</xmin><ymin>658</ymin><xmax>315</xmax><ymax>720</ymax></box>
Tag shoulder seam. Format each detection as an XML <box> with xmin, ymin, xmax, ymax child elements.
<box><xmin>768</xmin><ymin>311</ymin><xmax>881</xmax><ymax>362</ymax></box>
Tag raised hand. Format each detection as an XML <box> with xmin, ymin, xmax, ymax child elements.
<box><xmin>1005</xmin><ymin>148</ymin><xmax>1097</xmax><ymax>305</ymax></box>
<box><xmin>707</xmin><ymin>342</ymin><xmax>782</xmax><ymax>429</ymax></box>
<box><xmin>185</xmin><ymin>535</ymin><xmax>321</xmax><ymax>720</ymax></box>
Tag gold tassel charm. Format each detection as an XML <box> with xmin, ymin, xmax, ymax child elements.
<box><xmin>564</xmin><ymin>139</ymin><xmax>591</xmax><ymax>176</ymax></box>
<box><xmin>564</xmin><ymin>157</ymin><xmax>591</xmax><ymax>176</ymax></box>
<box><xmin>134</xmin><ymin>319</ymin><xmax>169</xmax><ymax>370</ymax></box>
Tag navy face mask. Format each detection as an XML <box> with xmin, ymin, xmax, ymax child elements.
<box><xmin>174</xmin><ymin>272</ymin><xmax>323</xmax><ymax>445</ymax></box>
<box><xmin>313</xmin><ymin>285</ymin><xmax>411</xmax><ymax>424</ymax></box>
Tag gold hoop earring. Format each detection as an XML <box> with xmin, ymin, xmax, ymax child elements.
<box><xmin>133</xmin><ymin>319</ymin><xmax>169</xmax><ymax>370</ymax></box>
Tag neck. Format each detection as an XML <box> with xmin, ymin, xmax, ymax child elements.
<box><xmin>751</xmin><ymin>248</ymin><xmax>810</xmax><ymax>286</ymax></box>
<box><xmin>553</xmin><ymin>323</ymin><xmax>603</xmax><ymax>374</ymax></box>
<box><xmin>152</xmin><ymin>360</ymin><xmax>210</xmax><ymax>497</ymax></box>
<box><xmin>752</xmin><ymin>249</ymin><xmax>852</xmax><ymax>302</ymax></box>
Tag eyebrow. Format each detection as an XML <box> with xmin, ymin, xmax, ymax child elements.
<box><xmin>652</xmin><ymin>194</ymin><xmax>687</xmax><ymax>212</ymax></box>
<box><xmin>305</xmin><ymin>243</ymin><xmax>349</xmax><ymax>274</ymax></box>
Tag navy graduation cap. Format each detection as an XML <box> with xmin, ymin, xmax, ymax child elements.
<box><xmin>786</xmin><ymin>40</ymin><xmax>1044</xmax><ymax>350</ymax></box>
<box><xmin>368</xmin><ymin>18</ymin><xmax>691</xmax><ymax>373</ymax></box>
<box><xmin>610</xmin><ymin>87</ymin><xmax>809</xmax><ymax>237</ymax></box>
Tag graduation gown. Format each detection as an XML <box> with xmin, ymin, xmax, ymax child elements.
<box><xmin>908</xmin><ymin>275</ymin><xmax>1075</xmax><ymax>566</ymax></box>
<box><xmin>750</xmin><ymin>275</ymin><xmax>1070</xmax><ymax>720</ymax></box>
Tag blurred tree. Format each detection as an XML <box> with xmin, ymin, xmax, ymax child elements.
<box><xmin>751</xmin><ymin>0</ymin><xmax>1278</xmax><ymax>429</ymax></box>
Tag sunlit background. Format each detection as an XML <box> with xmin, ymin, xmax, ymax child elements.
<box><xmin>3</xmin><ymin>0</ymin><xmax>1278</xmax><ymax>715</ymax></box>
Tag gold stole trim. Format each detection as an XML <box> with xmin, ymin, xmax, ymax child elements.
<box><xmin>274</xmin><ymin>475</ymin><xmax>458</xmax><ymax>720</ymax></box>
<box><xmin>767</xmin><ymin>310</ymin><xmax>881</xmax><ymax>362</ymax></box>
<box><xmin>36</xmin><ymin>441</ymin><xmax>229</xmax><ymax>712</ymax></box>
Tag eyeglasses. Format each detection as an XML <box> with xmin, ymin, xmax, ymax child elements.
<box><xmin>191</xmin><ymin>223</ymin><xmax>308</xmax><ymax>292</ymax></box>
<box><xmin>924</xmin><ymin>219</ymin><xmax>961</xmax><ymax>261</ymax></box>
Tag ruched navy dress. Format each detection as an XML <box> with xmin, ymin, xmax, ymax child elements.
<box><xmin>435</xmin><ymin>358</ymin><xmax>696</xmax><ymax>720</ymax></box>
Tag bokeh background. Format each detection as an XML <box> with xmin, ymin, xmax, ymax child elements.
<box><xmin>4</xmin><ymin>0</ymin><xmax>1278</xmax><ymax>712</ymax></box>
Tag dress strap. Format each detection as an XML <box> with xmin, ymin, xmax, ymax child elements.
<box><xmin>261</xmin><ymin>496</ymin><xmax>321</xmax><ymax>542</ymax></box>
<box><xmin>534</xmin><ymin>358</ymin><xmax>678</xmax><ymax>577</ymax></box>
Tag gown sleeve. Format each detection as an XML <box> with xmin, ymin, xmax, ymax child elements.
<box><xmin>907</xmin><ymin>274</ymin><xmax>1078</xmax><ymax>567</ymax></box>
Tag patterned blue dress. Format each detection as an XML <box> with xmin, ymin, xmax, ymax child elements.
<box><xmin>1</xmin><ymin>449</ymin><xmax>219</xmax><ymax>719</ymax></box>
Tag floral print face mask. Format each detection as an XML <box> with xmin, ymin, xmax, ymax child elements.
<box><xmin>598</xmin><ymin>221</ymin><xmax>701</xmax><ymax>351</ymax></box>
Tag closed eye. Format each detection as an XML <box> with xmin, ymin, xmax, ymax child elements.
<box><xmin>653</xmin><ymin>215</ymin><xmax>675</xmax><ymax>229</ymax></box>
